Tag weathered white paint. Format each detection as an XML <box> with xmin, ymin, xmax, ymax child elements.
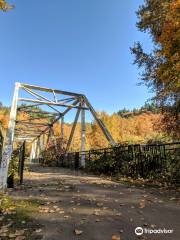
<box><xmin>0</xmin><ymin>82</ymin><xmax>20</xmax><ymax>189</ymax></box>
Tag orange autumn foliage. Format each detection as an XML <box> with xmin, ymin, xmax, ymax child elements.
<box><xmin>0</xmin><ymin>108</ymin><xmax>167</xmax><ymax>151</ymax></box>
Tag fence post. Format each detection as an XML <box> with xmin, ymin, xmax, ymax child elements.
<box><xmin>88</xmin><ymin>150</ymin><xmax>91</xmax><ymax>170</ymax></box>
<box><xmin>18</xmin><ymin>141</ymin><xmax>26</xmax><ymax>185</ymax></box>
<box><xmin>75</xmin><ymin>152</ymin><xmax>79</xmax><ymax>169</ymax></box>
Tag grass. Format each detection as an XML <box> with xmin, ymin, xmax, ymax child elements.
<box><xmin>0</xmin><ymin>193</ymin><xmax>43</xmax><ymax>240</ymax></box>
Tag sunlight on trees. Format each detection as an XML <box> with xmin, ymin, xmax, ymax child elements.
<box><xmin>0</xmin><ymin>104</ymin><xmax>169</xmax><ymax>151</ymax></box>
<box><xmin>0</xmin><ymin>0</ymin><xmax>13</xmax><ymax>11</ymax></box>
<box><xmin>131</xmin><ymin>0</ymin><xmax>180</xmax><ymax>138</ymax></box>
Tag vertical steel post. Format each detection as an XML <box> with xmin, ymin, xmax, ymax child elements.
<box><xmin>61</xmin><ymin>116</ymin><xmax>64</xmax><ymax>147</ymax></box>
<box><xmin>30</xmin><ymin>141</ymin><xmax>36</xmax><ymax>163</ymax></box>
<box><xmin>35</xmin><ymin>139</ymin><xmax>39</xmax><ymax>163</ymax></box>
<box><xmin>0</xmin><ymin>82</ymin><xmax>20</xmax><ymax>189</ymax></box>
<box><xmin>52</xmin><ymin>127</ymin><xmax>58</xmax><ymax>153</ymax></box>
<box><xmin>39</xmin><ymin>135</ymin><xmax>43</xmax><ymax>152</ymax></box>
<box><xmin>39</xmin><ymin>137</ymin><xmax>42</xmax><ymax>160</ymax></box>
<box><xmin>45</xmin><ymin>129</ymin><xmax>51</xmax><ymax>150</ymax></box>
<box><xmin>81</xmin><ymin>99</ymin><xmax>86</xmax><ymax>168</ymax></box>
<box><xmin>42</xmin><ymin>134</ymin><xmax>46</xmax><ymax>150</ymax></box>
<box><xmin>37</xmin><ymin>138</ymin><xmax>41</xmax><ymax>162</ymax></box>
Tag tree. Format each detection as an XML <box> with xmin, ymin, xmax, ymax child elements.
<box><xmin>131</xmin><ymin>0</ymin><xmax>180</xmax><ymax>138</ymax></box>
<box><xmin>0</xmin><ymin>0</ymin><xmax>13</xmax><ymax>11</ymax></box>
<box><xmin>140</xmin><ymin>101</ymin><xmax>159</xmax><ymax>113</ymax></box>
<box><xmin>117</xmin><ymin>108</ymin><xmax>130</xmax><ymax>117</ymax></box>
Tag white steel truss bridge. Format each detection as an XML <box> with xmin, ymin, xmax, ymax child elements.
<box><xmin>0</xmin><ymin>82</ymin><xmax>116</xmax><ymax>189</ymax></box>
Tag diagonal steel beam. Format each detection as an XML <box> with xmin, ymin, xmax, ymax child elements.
<box><xmin>22</xmin><ymin>86</ymin><xmax>62</xmax><ymax>114</ymax></box>
<box><xmin>65</xmin><ymin>105</ymin><xmax>81</xmax><ymax>153</ymax></box>
<box><xmin>83</xmin><ymin>96</ymin><xmax>116</xmax><ymax>147</ymax></box>
<box><xmin>31</xmin><ymin>99</ymin><xmax>80</xmax><ymax>142</ymax></box>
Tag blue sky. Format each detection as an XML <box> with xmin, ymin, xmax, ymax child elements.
<box><xmin>0</xmin><ymin>0</ymin><xmax>153</xmax><ymax>114</ymax></box>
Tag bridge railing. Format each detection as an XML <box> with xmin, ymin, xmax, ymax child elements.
<box><xmin>57</xmin><ymin>142</ymin><xmax>180</xmax><ymax>184</ymax></box>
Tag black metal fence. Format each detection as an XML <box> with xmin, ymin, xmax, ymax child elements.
<box><xmin>18</xmin><ymin>141</ymin><xmax>26</xmax><ymax>185</ymax></box>
<box><xmin>7</xmin><ymin>141</ymin><xmax>26</xmax><ymax>187</ymax></box>
<box><xmin>0</xmin><ymin>125</ymin><xmax>4</xmax><ymax>161</ymax></box>
<box><xmin>57</xmin><ymin>142</ymin><xmax>180</xmax><ymax>184</ymax></box>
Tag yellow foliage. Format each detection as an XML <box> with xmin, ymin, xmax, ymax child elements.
<box><xmin>0</xmin><ymin>109</ymin><xmax>167</xmax><ymax>151</ymax></box>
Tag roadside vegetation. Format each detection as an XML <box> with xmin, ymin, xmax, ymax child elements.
<box><xmin>0</xmin><ymin>192</ymin><xmax>42</xmax><ymax>239</ymax></box>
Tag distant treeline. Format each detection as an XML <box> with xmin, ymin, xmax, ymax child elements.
<box><xmin>0</xmin><ymin>100</ymin><xmax>171</xmax><ymax>151</ymax></box>
<box><xmin>117</xmin><ymin>101</ymin><xmax>160</xmax><ymax>118</ymax></box>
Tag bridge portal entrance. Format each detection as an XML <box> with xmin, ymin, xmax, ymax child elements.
<box><xmin>0</xmin><ymin>82</ymin><xmax>116</xmax><ymax>189</ymax></box>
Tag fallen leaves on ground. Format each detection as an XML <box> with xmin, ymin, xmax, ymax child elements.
<box><xmin>74</xmin><ymin>229</ymin><xmax>83</xmax><ymax>235</ymax></box>
<box><xmin>9</xmin><ymin>233</ymin><xmax>17</xmax><ymax>238</ymax></box>
<box><xmin>93</xmin><ymin>210</ymin><xmax>101</xmax><ymax>216</ymax></box>
<box><xmin>97</xmin><ymin>202</ymin><xmax>103</xmax><ymax>207</ymax></box>
<box><xmin>95</xmin><ymin>218</ymin><xmax>100</xmax><ymax>222</ymax></box>
<box><xmin>39</xmin><ymin>205</ymin><xmax>64</xmax><ymax>214</ymax></box>
<box><xmin>15</xmin><ymin>236</ymin><xmax>26</xmax><ymax>240</ymax></box>
<box><xmin>35</xmin><ymin>229</ymin><xmax>42</xmax><ymax>233</ymax></box>
<box><xmin>0</xmin><ymin>227</ymin><xmax>8</xmax><ymax>234</ymax></box>
<box><xmin>139</xmin><ymin>200</ymin><xmax>145</xmax><ymax>209</ymax></box>
<box><xmin>15</xmin><ymin>230</ymin><xmax>25</xmax><ymax>236</ymax></box>
<box><xmin>112</xmin><ymin>234</ymin><xmax>121</xmax><ymax>240</ymax></box>
<box><xmin>115</xmin><ymin>212</ymin><xmax>122</xmax><ymax>216</ymax></box>
<box><xmin>0</xmin><ymin>232</ymin><xmax>8</xmax><ymax>237</ymax></box>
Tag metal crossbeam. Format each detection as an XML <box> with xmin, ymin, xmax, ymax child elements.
<box><xmin>17</xmin><ymin>103</ymin><xmax>44</xmax><ymax>110</ymax></box>
<box><xmin>15</xmin><ymin>134</ymin><xmax>40</xmax><ymax>138</ymax></box>
<box><xmin>18</xmin><ymin>98</ymin><xmax>88</xmax><ymax>110</ymax></box>
<box><xmin>15</xmin><ymin>129</ymin><xmax>43</xmax><ymax>133</ymax></box>
<box><xmin>31</xmin><ymin>99</ymin><xmax>80</xmax><ymax>142</ymax></box>
<box><xmin>16</xmin><ymin>121</ymin><xmax>50</xmax><ymax>126</ymax></box>
<box><xmin>21</xmin><ymin>83</ymin><xmax>83</xmax><ymax>97</ymax></box>
<box><xmin>22</xmin><ymin>86</ymin><xmax>62</xmax><ymax>113</ymax></box>
<box><xmin>18</xmin><ymin>109</ymin><xmax>59</xmax><ymax>115</ymax></box>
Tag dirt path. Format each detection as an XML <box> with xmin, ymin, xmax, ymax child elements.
<box><xmin>7</xmin><ymin>165</ymin><xmax>180</xmax><ymax>240</ymax></box>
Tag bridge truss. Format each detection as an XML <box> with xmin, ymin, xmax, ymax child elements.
<box><xmin>0</xmin><ymin>82</ymin><xmax>116</xmax><ymax>189</ymax></box>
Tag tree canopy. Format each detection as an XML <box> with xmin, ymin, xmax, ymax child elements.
<box><xmin>0</xmin><ymin>0</ymin><xmax>13</xmax><ymax>11</ymax></box>
<box><xmin>117</xmin><ymin>101</ymin><xmax>159</xmax><ymax>118</ymax></box>
<box><xmin>131</xmin><ymin>0</ymin><xmax>180</xmax><ymax>138</ymax></box>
